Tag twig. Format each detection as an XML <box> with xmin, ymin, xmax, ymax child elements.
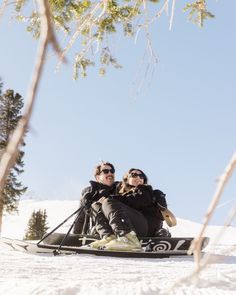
<box><xmin>200</xmin><ymin>203</ymin><xmax>236</xmax><ymax>265</ymax></box>
<box><xmin>188</xmin><ymin>152</ymin><xmax>236</xmax><ymax>267</ymax></box>
<box><xmin>169</xmin><ymin>0</ymin><xmax>176</xmax><ymax>30</ymax></box>
<box><xmin>56</xmin><ymin>1</ymin><xmax>103</xmax><ymax>71</ymax></box>
<box><xmin>161</xmin><ymin>205</ymin><xmax>236</xmax><ymax>295</ymax></box>
<box><xmin>0</xmin><ymin>0</ymin><xmax>8</xmax><ymax>21</ymax></box>
<box><xmin>0</xmin><ymin>0</ymin><xmax>61</xmax><ymax>204</ymax></box>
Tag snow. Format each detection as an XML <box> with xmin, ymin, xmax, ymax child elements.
<box><xmin>1</xmin><ymin>200</ymin><xmax>236</xmax><ymax>295</ymax></box>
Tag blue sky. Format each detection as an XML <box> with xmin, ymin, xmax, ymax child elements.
<box><xmin>0</xmin><ymin>1</ymin><xmax>235</xmax><ymax>226</ymax></box>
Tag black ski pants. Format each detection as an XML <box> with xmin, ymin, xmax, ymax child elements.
<box><xmin>91</xmin><ymin>198</ymin><xmax>148</xmax><ymax>238</ymax></box>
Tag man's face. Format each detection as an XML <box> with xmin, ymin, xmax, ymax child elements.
<box><xmin>96</xmin><ymin>164</ymin><xmax>115</xmax><ymax>186</ymax></box>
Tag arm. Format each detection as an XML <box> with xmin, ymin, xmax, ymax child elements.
<box><xmin>152</xmin><ymin>190</ymin><xmax>177</xmax><ymax>227</ymax></box>
<box><xmin>110</xmin><ymin>185</ymin><xmax>154</xmax><ymax>209</ymax></box>
<box><xmin>72</xmin><ymin>186</ymin><xmax>98</xmax><ymax>234</ymax></box>
<box><xmin>72</xmin><ymin>209</ymin><xmax>86</xmax><ymax>234</ymax></box>
<box><xmin>152</xmin><ymin>189</ymin><xmax>167</xmax><ymax>208</ymax></box>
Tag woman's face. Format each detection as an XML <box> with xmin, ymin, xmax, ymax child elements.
<box><xmin>127</xmin><ymin>170</ymin><xmax>145</xmax><ymax>187</ymax></box>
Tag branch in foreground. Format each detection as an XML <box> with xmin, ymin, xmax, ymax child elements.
<box><xmin>161</xmin><ymin>153</ymin><xmax>236</xmax><ymax>295</ymax></box>
<box><xmin>0</xmin><ymin>0</ymin><xmax>8</xmax><ymax>21</ymax></box>
<box><xmin>0</xmin><ymin>0</ymin><xmax>61</xmax><ymax>209</ymax></box>
<box><xmin>189</xmin><ymin>152</ymin><xmax>236</xmax><ymax>267</ymax></box>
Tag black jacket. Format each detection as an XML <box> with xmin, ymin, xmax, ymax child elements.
<box><xmin>109</xmin><ymin>185</ymin><xmax>167</xmax><ymax>236</ymax></box>
<box><xmin>73</xmin><ymin>181</ymin><xmax>120</xmax><ymax>234</ymax></box>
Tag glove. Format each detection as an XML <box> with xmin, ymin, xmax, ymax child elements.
<box><xmin>152</xmin><ymin>190</ymin><xmax>167</xmax><ymax>208</ymax></box>
<box><xmin>81</xmin><ymin>191</ymin><xmax>98</xmax><ymax>209</ymax></box>
<box><xmin>98</xmin><ymin>189</ymin><xmax>110</xmax><ymax>199</ymax></box>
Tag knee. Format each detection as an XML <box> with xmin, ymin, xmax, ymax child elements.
<box><xmin>101</xmin><ymin>197</ymin><xmax>119</xmax><ymax>207</ymax></box>
<box><xmin>101</xmin><ymin>198</ymin><xmax>119</xmax><ymax>213</ymax></box>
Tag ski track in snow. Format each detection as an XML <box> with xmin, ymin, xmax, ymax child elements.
<box><xmin>1</xmin><ymin>200</ymin><xmax>236</xmax><ymax>295</ymax></box>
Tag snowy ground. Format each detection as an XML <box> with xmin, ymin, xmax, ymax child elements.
<box><xmin>1</xmin><ymin>200</ymin><xmax>236</xmax><ymax>295</ymax></box>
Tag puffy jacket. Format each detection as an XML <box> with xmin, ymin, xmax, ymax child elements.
<box><xmin>73</xmin><ymin>181</ymin><xmax>120</xmax><ymax>234</ymax></box>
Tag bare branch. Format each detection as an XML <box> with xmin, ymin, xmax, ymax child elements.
<box><xmin>56</xmin><ymin>1</ymin><xmax>103</xmax><ymax>71</ymax></box>
<box><xmin>0</xmin><ymin>0</ymin><xmax>61</xmax><ymax>213</ymax></box>
<box><xmin>161</xmin><ymin>206</ymin><xmax>236</xmax><ymax>295</ymax></box>
<box><xmin>169</xmin><ymin>0</ymin><xmax>176</xmax><ymax>30</ymax></box>
<box><xmin>0</xmin><ymin>0</ymin><xmax>8</xmax><ymax>21</ymax></box>
<box><xmin>160</xmin><ymin>152</ymin><xmax>236</xmax><ymax>294</ymax></box>
<box><xmin>188</xmin><ymin>152</ymin><xmax>236</xmax><ymax>267</ymax></box>
<box><xmin>137</xmin><ymin>0</ymin><xmax>170</xmax><ymax>32</ymax></box>
<box><xmin>199</xmin><ymin>203</ymin><xmax>236</xmax><ymax>265</ymax></box>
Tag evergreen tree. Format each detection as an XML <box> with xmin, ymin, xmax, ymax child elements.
<box><xmin>24</xmin><ymin>209</ymin><xmax>49</xmax><ymax>240</ymax></box>
<box><xmin>0</xmin><ymin>78</ymin><xmax>2</xmax><ymax>96</ymax></box>
<box><xmin>0</xmin><ymin>84</ymin><xmax>27</xmax><ymax>233</ymax></box>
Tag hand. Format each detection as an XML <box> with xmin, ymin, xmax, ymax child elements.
<box><xmin>81</xmin><ymin>191</ymin><xmax>98</xmax><ymax>208</ymax></box>
<box><xmin>98</xmin><ymin>196</ymin><xmax>106</xmax><ymax>203</ymax></box>
<box><xmin>152</xmin><ymin>190</ymin><xmax>167</xmax><ymax>208</ymax></box>
<box><xmin>98</xmin><ymin>189</ymin><xmax>110</xmax><ymax>199</ymax></box>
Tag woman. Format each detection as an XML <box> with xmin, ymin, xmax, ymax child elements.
<box><xmin>89</xmin><ymin>168</ymin><xmax>168</xmax><ymax>251</ymax></box>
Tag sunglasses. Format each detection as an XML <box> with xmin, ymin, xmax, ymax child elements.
<box><xmin>100</xmin><ymin>168</ymin><xmax>115</xmax><ymax>175</ymax></box>
<box><xmin>129</xmin><ymin>172</ymin><xmax>145</xmax><ymax>179</ymax></box>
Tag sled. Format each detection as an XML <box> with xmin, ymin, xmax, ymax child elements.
<box><xmin>0</xmin><ymin>206</ymin><xmax>209</xmax><ymax>258</ymax></box>
<box><xmin>0</xmin><ymin>235</ymin><xmax>209</xmax><ymax>258</ymax></box>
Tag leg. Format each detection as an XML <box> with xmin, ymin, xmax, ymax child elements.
<box><xmin>91</xmin><ymin>202</ymin><xmax>114</xmax><ymax>238</ymax></box>
<box><xmin>101</xmin><ymin>199</ymin><xmax>148</xmax><ymax>251</ymax></box>
<box><xmin>88</xmin><ymin>202</ymin><xmax>115</xmax><ymax>249</ymax></box>
<box><xmin>101</xmin><ymin>198</ymin><xmax>148</xmax><ymax>237</ymax></box>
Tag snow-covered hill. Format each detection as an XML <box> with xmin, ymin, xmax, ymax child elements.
<box><xmin>2</xmin><ymin>199</ymin><xmax>236</xmax><ymax>244</ymax></box>
<box><xmin>1</xmin><ymin>199</ymin><xmax>236</xmax><ymax>295</ymax></box>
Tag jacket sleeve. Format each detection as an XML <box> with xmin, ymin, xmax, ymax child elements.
<box><xmin>152</xmin><ymin>189</ymin><xmax>167</xmax><ymax>208</ymax></box>
<box><xmin>72</xmin><ymin>187</ymin><xmax>98</xmax><ymax>234</ymax></box>
<box><xmin>72</xmin><ymin>209</ymin><xmax>86</xmax><ymax>234</ymax></box>
<box><xmin>110</xmin><ymin>185</ymin><xmax>154</xmax><ymax>209</ymax></box>
<box><xmin>80</xmin><ymin>187</ymin><xmax>99</xmax><ymax>207</ymax></box>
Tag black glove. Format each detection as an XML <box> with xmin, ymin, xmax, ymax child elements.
<box><xmin>81</xmin><ymin>191</ymin><xmax>98</xmax><ymax>209</ymax></box>
<box><xmin>98</xmin><ymin>189</ymin><xmax>110</xmax><ymax>199</ymax></box>
<box><xmin>152</xmin><ymin>190</ymin><xmax>167</xmax><ymax>208</ymax></box>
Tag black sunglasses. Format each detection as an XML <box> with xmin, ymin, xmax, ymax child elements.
<box><xmin>129</xmin><ymin>172</ymin><xmax>145</xmax><ymax>179</ymax></box>
<box><xmin>100</xmin><ymin>168</ymin><xmax>115</xmax><ymax>175</ymax></box>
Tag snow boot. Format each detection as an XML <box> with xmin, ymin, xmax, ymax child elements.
<box><xmin>155</xmin><ymin>228</ymin><xmax>171</xmax><ymax>237</ymax></box>
<box><xmin>104</xmin><ymin>231</ymin><xmax>142</xmax><ymax>251</ymax></box>
<box><xmin>89</xmin><ymin>235</ymin><xmax>116</xmax><ymax>249</ymax></box>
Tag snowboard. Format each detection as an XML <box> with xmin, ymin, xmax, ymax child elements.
<box><xmin>0</xmin><ymin>236</ymin><xmax>209</xmax><ymax>258</ymax></box>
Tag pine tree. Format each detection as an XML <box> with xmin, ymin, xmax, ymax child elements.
<box><xmin>0</xmin><ymin>82</ymin><xmax>27</xmax><ymax>233</ymax></box>
<box><xmin>24</xmin><ymin>209</ymin><xmax>49</xmax><ymax>240</ymax></box>
<box><xmin>0</xmin><ymin>78</ymin><xmax>2</xmax><ymax>96</ymax></box>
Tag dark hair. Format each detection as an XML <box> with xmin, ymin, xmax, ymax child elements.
<box><xmin>119</xmin><ymin>168</ymin><xmax>148</xmax><ymax>194</ymax></box>
<box><xmin>93</xmin><ymin>162</ymin><xmax>115</xmax><ymax>177</ymax></box>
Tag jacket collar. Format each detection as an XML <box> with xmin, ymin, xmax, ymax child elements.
<box><xmin>89</xmin><ymin>180</ymin><xmax>118</xmax><ymax>191</ymax></box>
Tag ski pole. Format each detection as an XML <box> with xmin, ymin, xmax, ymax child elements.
<box><xmin>37</xmin><ymin>206</ymin><xmax>83</xmax><ymax>246</ymax></box>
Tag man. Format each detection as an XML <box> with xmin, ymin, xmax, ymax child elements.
<box><xmin>73</xmin><ymin>162</ymin><xmax>119</xmax><ymax>234</ymax></box>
